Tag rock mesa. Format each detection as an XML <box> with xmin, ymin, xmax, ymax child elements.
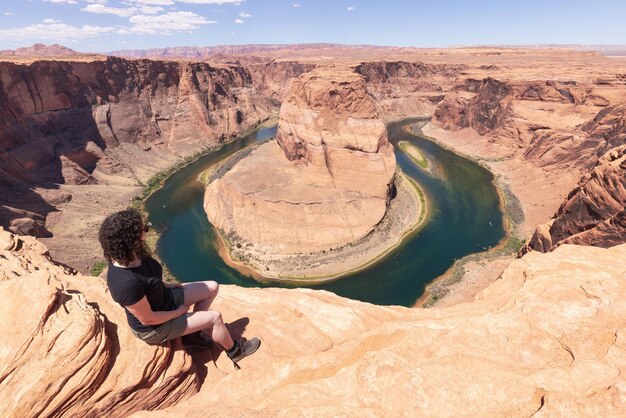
<box><xmin>204</xmin><ymin>67</ymin><xmax>396</xmax><ymax>260</ymax></box>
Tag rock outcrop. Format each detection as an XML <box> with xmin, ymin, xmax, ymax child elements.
<box><xmin>204</xmin><ymin>67</ymin><xmax>396</xmax><ymax>263</ymax></box>
<box><xmin>0</xmin><ymin>229</ymin><xmax>198</xmax><ymax>417</ymax></box>
<box><xmin>433</xmin><ymin>77</ymin><xmax>612</xmax><ymax>171</ymax></box>
<box><xmin>4</xmin><ymin>226</ymin><xmax>624</xmax><ymax>417</ymax></box>
<box><xmin>522</xmin><ymin>107</ymin><xmax>626</xmax><ymax>253</ymax></box>
<box><xmin>0</xmin><ymin>57</ymin><xmax>274</xmax><ymax>188</ymax></box>
<box><xmin>0</xmin><ymin>57</ymin><xmax>276</xmax><ymax>270</ymax></box>
<box><xmin>355</xmin><ymin>61</ymin><xmax>465</xmax><ymax>120</ymax></box>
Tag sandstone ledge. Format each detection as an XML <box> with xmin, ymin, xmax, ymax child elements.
<box><xmin>2</xmin><ymin>230</ymin><xmax>626</xmax><ymax>416</ymax></box>
<box><xmin>215</xmin><ymin>170</ymin><xmax>426</xmax><ymax>282</ymax></box>
<box><xmin>0</xmin><ymin>229</ymin><xmax>198</xmax><ymax>417</ymax></box>
<box><xmin>138</xmin><ymin>243</ymin><xmax>626</xmax><ymax>417</ymax></box>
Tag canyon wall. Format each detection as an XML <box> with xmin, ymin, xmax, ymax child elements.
<box><xmin>429</xmin><ymin>72</ymin><xmax>626</xmax><ymax>246</ymax></box>
<box><xmin>2</xmin><ymin>227</ymin><xmax>625</xmax><ymax>416</ymax></box>
<box><xmin>0</xmin><ymin>57</ymin><xmax>274</xmax><ymax>189</ymax></box>
<box><xmin>204</xmin><ymin>67</ymin><xmax>396</xmax><ymax>260</ymax></box>
<box><xmin>355</xmin><ymin>61</ymin><xmax>466</xmax><ymax>120</ymax></box>
<box><xmin>245</xmin><ymin>60</ymin><xmax>316</xmax><ymax>100</ymax></box>
<box><xmin>522</xmin><ymin>106</ymin><xmax>626</xmax><ymax>253</ymax></box>
<box><xmin>433</xmin><ymin>77</ymin><xmax>612</xmax><ymax>170</ymax></box>
<box><xmin>0</xmin><ymin>57</ymin><xmax>276</xmax><ymax>270</ymax></box>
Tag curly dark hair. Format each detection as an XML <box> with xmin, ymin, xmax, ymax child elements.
<box><xmin>98</xmin><ymin>208</ymin><xmax>148</xmax><ymax>266</ymax></box>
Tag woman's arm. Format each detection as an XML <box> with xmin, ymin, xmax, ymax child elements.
<box><xmin>126</xmin><ymin>296</ymin><xmax>188</xmax><ymax>326</ymax></box>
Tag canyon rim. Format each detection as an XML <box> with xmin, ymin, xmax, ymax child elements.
<box><xmin>1</xmin><ymin>33</ymin><xmax>626</xmax><ymax>418</ymax></box>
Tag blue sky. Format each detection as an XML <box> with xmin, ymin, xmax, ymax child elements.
<box><xmin>0</xmin><ymin>0</ymin><xmax>625</xmax><ymax>52</ymax></box>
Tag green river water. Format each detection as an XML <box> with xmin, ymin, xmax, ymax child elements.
<box><xmin>144</xmin><ymin>120</ymin><xmax>505</xmax><ymax>307</ymax></box>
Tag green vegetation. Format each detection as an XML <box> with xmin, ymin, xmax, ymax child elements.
<box><xmin>130</xmin><ymin>147</ymin><xmax>214</xmax><ymax>209</ymax></box>
<box><xmin>90</xmin><ymin>260</ymin><xmax>107</xmax><ymax>277</ymax></box>
<box><xmin>399</xmin><ymin>140</ymin><xmax>429</xmax><ymax>169</ymax></box>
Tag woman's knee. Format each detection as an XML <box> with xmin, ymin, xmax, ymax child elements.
<box><xmin>206</xmin><ymin>280</ymin><xmax>219</xmax><ymax>295</ymax></box>
<box><xmin>182</xmin><ymin>281</ymin><xmax>217</xmax><ymax>305</ymax></box>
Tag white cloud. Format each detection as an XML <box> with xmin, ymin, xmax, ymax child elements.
<box><xmin>43</xmin><ymin>18</ymin><xmax>60</xmax><ymax>23</ymax></box>
<box><xmin>234</xmin><ymin>18</ymin><xmax>243</xmax><ymax>23</ymax></box>
<box><xmin>347</xmin><ymin>6</ymin><xmax>355</xmax><ymax>11</ymax></box>
<box><xmin>129</xmin><ymin>0</ymin><xmax>175</xmax><ymax>5</ymax></box>
<box><xmin>3</xmin><ymin>12</ymin><xmax>15</xmax><ymax>16</ymax></box>
<box><xmin>128</xmin><ymin>11</ymin><xmax>216</xmax><ymax>34</ymax></box>
<box><xmin>176</xmin><ymin>0</ymin><xmax>243</xmax><ymax>4</ymax></box>
<box><xmin>43</xmin><ymin>0</ymin><xmax>79</xmax><ymax>4</ymax></box>
<box><xmin>81</xmin><ymin>3</ymin><xmax>164</xmax><ymax>16</ymax></box>
<box><xmin>44</xmin><ymin>0</ymin><xmax>109</xmax><ymax>4</ymax></box>
<box><xmin>82</xmin><ymin>4</ymin><xmax>137</xmax><ymax>17</ymax></box>
<box><xmin>292</xmin><ymin>3</ymin><xmax>301</xmax><ymax>8</ymax></box>
<box><xmin>239</xmin><ymin>11</ymin><xmax>251</xmax><ymax>18</ymax></box>
<box><xmin>0</xmin><ymin>20</ymin><xmax>115</xmax><ymax>41</ymax></box>
<box><xmin>139</xmin><ymin>5</ymin><xmax>164</xmax><ymax>13</ymax></box>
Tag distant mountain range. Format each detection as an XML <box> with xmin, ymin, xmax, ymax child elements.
<box><xmin>1</xmin><ymin>43</ymin><xmax>625</xmax><ymax>59</ymax></box>
<box><xmin>0</xmin><ymin>43</ymin><xmax>82</xmax><ymax>57</ymax></box>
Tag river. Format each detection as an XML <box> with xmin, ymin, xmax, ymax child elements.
<box><xmin>144</xmin><ymin>120</ymin><xmax>504</xmax><ymax>307</ymax></box>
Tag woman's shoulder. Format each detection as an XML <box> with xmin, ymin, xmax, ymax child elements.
<box><xmin>106</xmin><ymin>263</ymin><xmax>140</xmax><ymax>283</ymax></box>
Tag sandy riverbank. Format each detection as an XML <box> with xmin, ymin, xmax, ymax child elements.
<box><xmin>213</xmin><ymin>171</ymin><xmax>427</xmax><ymax>283</ymax></box>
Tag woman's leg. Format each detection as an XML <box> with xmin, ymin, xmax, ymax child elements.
<box><xmin>180</xmin><ymin>281</ymin><xmax>234</xmax><ymax>349</ymax></box>
<box><xmin>181</xmin><ymin>281</ymin><xmax>219</xmax><ymax>312</ymax></box>
<box><xmin>182</xmin><ymin>310</ymin><xmax>234</xmax><ymax>349</ymax></box>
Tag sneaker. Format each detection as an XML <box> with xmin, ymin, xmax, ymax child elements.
<box><xmin>226</xmin><ymin>337</ymin><xmax>261</xmax><ymax>369</ymax></box>
<box><xmin>181</xmin><ymin>332</ymin><xmax>213</xmax><ymax>349</ymax></box>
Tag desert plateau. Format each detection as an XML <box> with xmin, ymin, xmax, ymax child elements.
<box><xmin>1</xmin><ymin>1</ymin><xmax>625</xmax><ymax>416</ymax></box>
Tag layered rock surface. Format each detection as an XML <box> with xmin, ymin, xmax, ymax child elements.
<box><xmin>204</xmin><ymin>67</ymin><xmax>396</xmax><ymax>260</ymax></box>
<box><xmin>0</xmin><ymin>229</ymin><xmax>198</xmax><ymax>417</ymax></box>
<box><xmin>4</xmin><ymin>227</ymin><xmax>625</xmax><ymax>416</ymax></box>
<box><xmin>0</xmin><ymin>57</ymin><xmax>275</xmax><ymax>271</ymax></box>
<box><xmin>433</xmin><ymin>77</ymin><xmax>613</xmax><ymax>170</ymax></box>
<box><xmin>354</xmin><ymin>61</ymin><xmax>465</xmax><ymax>120</ymax></box>
<box><xmin>523</xmin><ymin>123</ymin><xmax>626</xmax><ymax>253</ymax></box>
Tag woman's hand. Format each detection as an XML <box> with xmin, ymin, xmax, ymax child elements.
<box><xmin>127</xmin><ymin>297</ymin><xmax>189</xmax><ymax>325</ymax></box>
<box><xmin>175</xmin><ymin>304</ymin><xmax>189</xmax><ymax>316</ymax></box>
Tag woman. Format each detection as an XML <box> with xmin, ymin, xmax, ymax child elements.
<box><xmin>98</xmin><ymin>208</ymin><xmax>259</xmax><ymax>369</ymax></box>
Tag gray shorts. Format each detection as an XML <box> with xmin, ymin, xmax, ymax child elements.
<box><xmin>130</xmin><ymin>287</ymin><xmax>187</xmax><ymax>345</ymax></box>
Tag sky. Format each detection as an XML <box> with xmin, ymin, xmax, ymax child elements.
<box><xmin>0</xmin><ymin>0</ymin><xmax>625</xmax><ymax>52</ymax></box>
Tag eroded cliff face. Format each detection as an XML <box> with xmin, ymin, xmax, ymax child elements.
<box><xmin>433</xmin><ymin>78</ymin><xmax>626</xmax><ymax>253</ymax></box>
<box><xmin>0</xmin><ymin>57</ymin><xmax>274</xmax><ymax>187</ymax></box>
<box><xmin>522</xmin><ymin>106</ymin><xmax>626</xmax><ymax>253</ymax></box>
<box><xmin>355</xmin><ymin>61</ymin><xmax>466</xmax><ymax>120</ymax></box>
<box><xmin>2</xmin><ymin>227</ymin><xmax>625</xmax><ymax>417</ymax></box>
<box><xmin>0</xmin><ymin>57</ymin><xmax>276</xmax><ymax>270</ymax></box>
<box><xmin>245</xmin><ymin>60</ymin><xmax>316</xmax><ymax>101</ymax></box>
<box><xmin>0</xmin><ymin>229</ymin><xmax>198</xmax><ymax>417</ymax></box>
<box><xmin>204</xmin><ymin>67</ymin><xmax>396</xmax><ymax>260</ymax></box>
<box><xmin>433</xmin><ymin>77</ymin><xmax>613</xmax><ymax>169</ymax></box>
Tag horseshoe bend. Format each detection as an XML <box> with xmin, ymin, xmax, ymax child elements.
<box><xmin>203</xmin><ymin>67</ymin><xmax>425</xmax><ymax>281</ymax></box>
<box><xmin>1</xmin><ymin>40</ymin><xmax>626</xmax><ymax>417</ymax></box>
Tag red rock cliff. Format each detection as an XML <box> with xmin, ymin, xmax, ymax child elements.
<box><xmin>522</xmin><ymin>105</ymin><xmax>626</xmax><ymax>253</ymax></box>
<box><xmin>0</xmin><ymin>57</ymin><xmax>276</xmax><ymax>237</ymax></box>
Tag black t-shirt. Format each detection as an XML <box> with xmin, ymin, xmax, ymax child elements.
<box><xmin>106</xmin><ymin>256</ymin><xmax>177</xmax><ymax>333</ymax></box>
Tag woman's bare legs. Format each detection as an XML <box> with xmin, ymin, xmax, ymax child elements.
<box><xmin>180</xmin><ymin>281</ymin><xmax>234</xmax><ymax>350</ymax></box>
